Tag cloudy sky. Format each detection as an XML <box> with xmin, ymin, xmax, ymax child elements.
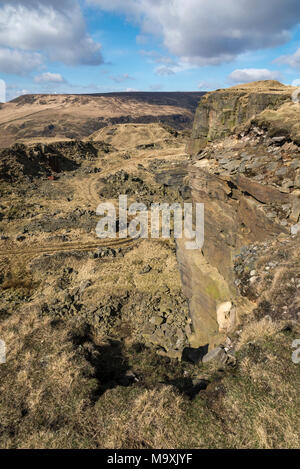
<box><xmin>0</xmin><ymin>0</ymin><xmax>300</xmax><ymax>100</ymax></box>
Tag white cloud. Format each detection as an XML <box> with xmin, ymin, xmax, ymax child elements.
<box><xmin>276</xmin><ymin>48</ymin><xmax>300</xmax><ymax>70</ymax></box>
<box><xmin>140</xmin><ymin>49</ymin><xmax>193</xmax><ymax>75</ymax></box>
<box><xmin>229</xmin><ymin>68</ymin><xmax>282</xmax><ymax>84</ymax></box>
<box><xmin>0</xmin><ymin>47</ymin><xmax>43</xmax><ymax>75</ymax></box>
<box><xmin>34</xmin><ymin>72</ymin><xmax>66</xmax><ymax>84</ymax></box>
<box><xmin>88</xmin><ymin>0</ymin><xmax>300</xmax><ymax>66</ymax></box>
<box><xmin>0</xmin><ymin>0</ymin><xmax>103</xmax><ymax>74</ymax></box>
<box><xmin>155</xmin><ymin>62</ymin><xmax>196</xmax><ymax>76</ymax></box>
<box><xmin>0</xmin><ymin>79</ymin><xmax>6</xmax><ymax>102</ymax></box>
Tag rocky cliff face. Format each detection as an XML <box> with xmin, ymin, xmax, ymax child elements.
<box><xmin>179</xmin><ymin>81</ymin><xmax>300</xmax><ymax>349</ymax></box>
<box><xmin>188</xmin><ymin>80</ymin><xmax>294</xmax><ymax>156</ymax></box>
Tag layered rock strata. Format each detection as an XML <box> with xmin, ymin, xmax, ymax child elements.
<box><xmin>178</xmin><ymin>81</ymin><xmax>300</xmax><ymax>348</ymax></box>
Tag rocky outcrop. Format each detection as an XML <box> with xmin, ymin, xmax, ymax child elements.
<box><xmin>248</xmin><ymin>101</ymin><xmax>300</xmax><ymax>145</ymax></box>
<box><xmin>0</xmin><ymin>141</ymin><xmax>110</xmax><ymax>182</ymax></box>
<box><xmin>178</xmin><ymin>81</ymin><xmax>300</xmax><ymax>349</ymax></box>
<box><xmin>188</xmin><ymin>81</ymin><xmax>295</xmax><ymax>156</ymax></box>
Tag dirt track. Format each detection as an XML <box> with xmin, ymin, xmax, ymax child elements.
<box><xmin>0</xmin><ymin>237</ymin><xmax>139</xmax><ymax>257</ymax></box>
<box><xmin>0</xmin><ymin>123</ymin><xmax>188</xmax><ymax>261</ymax></box>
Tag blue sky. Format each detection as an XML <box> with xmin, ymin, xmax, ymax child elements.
<box><xmin>0</xmin><ymin>0</ymin><xmax>300</xmax><ymax>101</ymax></box>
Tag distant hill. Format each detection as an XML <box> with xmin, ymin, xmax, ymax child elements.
<box><xmin>0</xmin><ymin>92</ymin><xmax>205</xmax><ymax>148</ymax></box>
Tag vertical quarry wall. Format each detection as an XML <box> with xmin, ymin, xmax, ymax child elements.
<box><xmin>188</xmin><ymin>80</ymin><xmax>292</xmax><ymax>156</ymax></box>
<box><xmin>178</xmin><ymin>80</ymin><xmax>299</xmax><ymax>348</ymax></box>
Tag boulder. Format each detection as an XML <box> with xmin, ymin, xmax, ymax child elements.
<box><xmin>216</xmin><ymin>301</ymin><xmax>232</xmax><ymax>331</ymax></box>
<box><xmin>202</xmin><ymin>346</ymin><xmax>226</xmax><ymax>364</ymax></box>
<box><xmin>291</xmin><ymin>223</ymin><xmax>300</xmax><ymax>236</ymax></box>
<box><xmin>291</xmin><ymin>197</ymin><xmax>300</xmax><ymax>222</ymax></box>
<box><xmin>202</xmin><ymin>346</ymin><xmax>236</xmax><ymax>366</ymax></box>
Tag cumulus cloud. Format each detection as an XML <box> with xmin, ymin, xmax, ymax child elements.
<box><xmin>155</xmin><ymin>61</ymin><xmax>196</xmax><ymax>76</ymax></box>
<box><xmin>229</xmin><ymin>68</ymin><xmax>282</xmax><ymax>84</ymax></box>
<box><xmin>34</xmin><ymin>72</ymin><xmax>66</xmax><ymax>84</ymax></box>
<box><xmin>140</xmin><ymin>49</ymin><xmax>192</xmax><ymax>75</ymax></box>
<box><xmin>88</xmin><ymin>0</ymin><xmax>300</xmax><ymax>65</ymax></box>
<box><xmin>0</xmin><ymin>0</ymin><xmax>103</xmax><ymax>74</ymax></box>
<box><xmin>276</xmin><ymin>48</ymin><xmax>300</xmax><ymax>70</ymax></box>
<box><xmin>0</xmin><ymin>47</ymin><xmax>43</xmax><ymax>74</ymax></box>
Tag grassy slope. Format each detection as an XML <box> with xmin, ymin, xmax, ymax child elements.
<box><xmin>0</xmin><ymin>311</ymin><xmax>299</xmax><ymax>448</ymax></box>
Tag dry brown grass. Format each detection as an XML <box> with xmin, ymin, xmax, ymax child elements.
<box><xmin>89</xmin><ymin>123</ymin><xmax>173</xmax><ymax>150</ymax></box>
<box><xmin>183</xmin><ymin>322</ymin><xmax>300</xmax><ymax>449</ymax></box>
<box><xmin>252</xmin><ymin>101</ymin><xmax>300</xmax><ymax>143</ymax></box>
<box><xmin>0</xmin><ymin>301</ymin><xmax>186</xmax><ymax>448</ymax></box>
<box><xmin>236</xmin><ymin>318</ymin><xmax>282</xmax><ymax>349</ymax></box>
<box><xmin>0</xmin><ymin>310</ymin><xmax>93</xmax><ymax>448</ymax></box>
<box><xmin>0</xmin><ymin>303</ymin><xmax>299</xmax><ymax>448</ymax></box>
<box><xmin>94</xmin><ymin>386</ymin><xmax>184</xmax><ymax>449</ymax></box>
<box><xmin>0</xmin><ymin>93</ymin><xmax>197</xmax><ymax>147</ymax></box>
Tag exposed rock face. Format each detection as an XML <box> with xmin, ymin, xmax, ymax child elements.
<box><xmin>178</xmin><ymin>80</ymin><xmax>300</xmax><ymax>349</ymax></box>
<box><xmin>188</xmin><ymin>81</ymin><xmax>294</xmax><ymax>156</ymax></box>
<box><xmin>0</xmin><ymin>141</ymin><xmax>110</xmax><ymax>182</ymax></box>
<box><xmin>249</xmin><ymin>101</ymin><xmax>300</xmax><ymax>145</ymax></box>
